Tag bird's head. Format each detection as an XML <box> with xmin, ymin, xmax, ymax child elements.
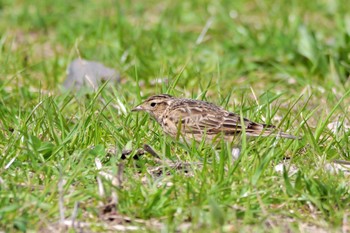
<box><xmin>131</xmin><ymin>94</ymin><xmax>174</xmax><ymax>121</ymax></box>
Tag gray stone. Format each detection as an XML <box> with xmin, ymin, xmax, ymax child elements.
<box><xmin>64</xmin><ymin>59</ymin><xmax>120</xmax><ymax>91</ymax></box>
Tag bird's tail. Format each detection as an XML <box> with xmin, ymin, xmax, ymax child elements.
<box><xmin>247</xmin><ymin>123</ymin><xmax>300</xmax><ymax>139</ymax></box>
<box><xmin>247</xmin><ymin>130</ymin><xmax>300</xmax><ymax>139</ymax></box>
<box><xmin>269</xmin><ymin>131</ymin><xmax>300</xmax><ymax>139</ymax></box>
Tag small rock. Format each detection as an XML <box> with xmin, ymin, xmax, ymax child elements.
<box><xmin>63</xmin><ymin>58</ymin><xmax>120</xmax><ymax>91</ymax></box>
<box><xmin>324</xmin><ymin>160</ymin><xmax>350</xmax><ymax>175</ymax></box>
<box><xmin>274</xmin><ymin>161</ymin><xmax>299</xmax><ymax>176</ymax></box>
<box><xmin>327</xmin><ymin>121</ymin><xmax>350</xmax><ymax>134</ymax></box>
<box><xmin>231</xmin><ymin>148</ymin><xmax>241</xmax><ymax>161</ymax></box>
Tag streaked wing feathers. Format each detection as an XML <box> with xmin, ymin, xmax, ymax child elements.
<box><xmin>167</xmin><ymin>102</ymin><xmax>274</xmax><ymax>136</ymax></box>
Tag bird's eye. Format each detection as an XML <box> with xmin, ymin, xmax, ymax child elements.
<box><xmin>150</xmin><ymin>102</ymin><xmax>157</xmax><ymax>107</ymax></box>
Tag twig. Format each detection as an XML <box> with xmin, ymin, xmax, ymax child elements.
<box><xmin>143</xmin><ymin>144</ymin><xmax>160</xmax><ymax>158</ymax></box>
<box><xmin>196</xmin><ymin>17</ymin><xmax>213</xmax><ymax>45</ymax></box>
<box><xmin>333</xmin><ymin>159</ymin><xmax>350</xmax><ymax>165</ymax></box>
<box><xmin>121</xmin><ymin>148</ymin><xmax>145</xmax><ymax>159</ymax></box>
<box><xmin>71</xmin><ymin>201</ymin><xmax>79</xmax><ymax>229</ymax></box>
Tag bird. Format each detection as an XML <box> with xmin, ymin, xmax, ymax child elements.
<box><xmin>131</xmin><ymin>94</ymin><xmax>298</xmax><ymax>145</ymax></box>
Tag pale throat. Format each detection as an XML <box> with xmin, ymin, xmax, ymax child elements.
<box><xmin>157</xmin><ymin>104</ymin><xmax>171</xmax><ymax>126</ymax></box>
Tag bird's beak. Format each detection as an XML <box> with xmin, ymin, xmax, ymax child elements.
<box><xmin>131</xmin><ymin>105</ymin><xmax>143</xmax><ymax>112</ymax></box>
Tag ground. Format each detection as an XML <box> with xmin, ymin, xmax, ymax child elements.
<box><xmin>0</xmin><ymin>0</ymin><xmax>350</xmax><ymax>232</ymax></box>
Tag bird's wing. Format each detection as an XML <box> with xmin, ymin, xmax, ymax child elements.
<box><xmin>167</xmin><ymin>102</ymin><xmax>270</xmax><ymax>136</ymax></box>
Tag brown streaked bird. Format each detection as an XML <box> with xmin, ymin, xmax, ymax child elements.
<box><xmin>131</xmin><ymin>94</ymin><xmax>298</xmax><ymax>144</ymax></box>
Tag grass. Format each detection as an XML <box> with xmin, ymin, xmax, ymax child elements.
<box><xmin>1</xmin><ymin>0</ymin><xmax>350</xmax><ymax>232</ymax></box>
